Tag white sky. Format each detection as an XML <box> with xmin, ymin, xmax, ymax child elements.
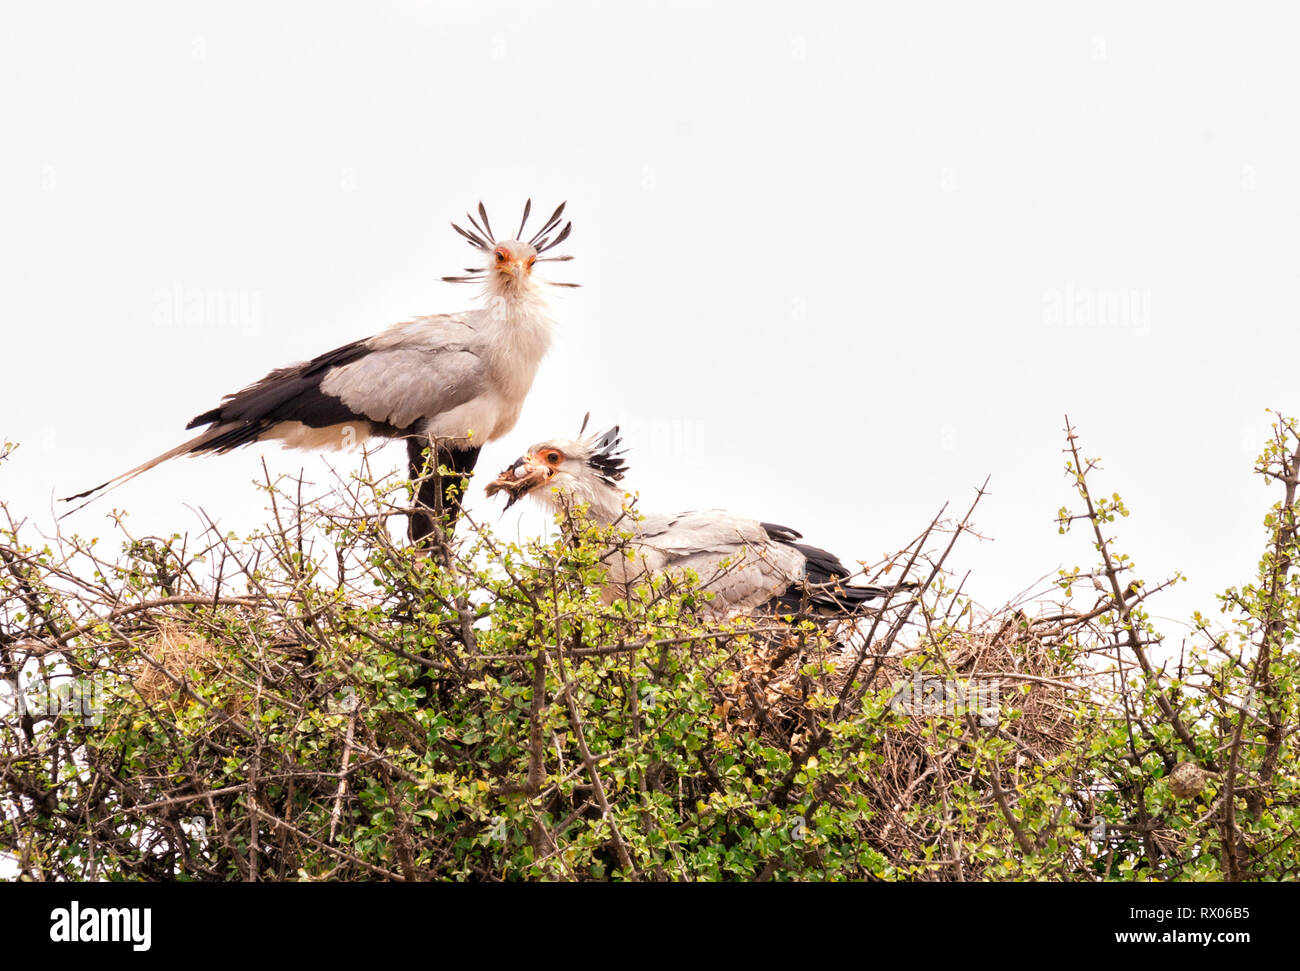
<box><xmin>2</xmin><ymin>1</ymin><xmax>1297</xmax><ymax>637</ymax></box>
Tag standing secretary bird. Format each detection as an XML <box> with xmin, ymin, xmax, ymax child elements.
<box><xmin>64</xmin><ymin>200</ymin><xmax>576</xmax><ymax>542</ymax></box>
<box><xmin>485</xmin><ymin>424</ymin><xmax>909</xmax><ymax>619</ymax></box>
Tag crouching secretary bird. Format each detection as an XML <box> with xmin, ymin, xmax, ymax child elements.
<box><xmin>485</xmin><ymin>424</ymin><xmax>909</xmax><ymax>619</ymax></box>
<box><xmin>63</xmin><ymin>200</ymin><xmax>577</xmax><ymax>542</ymax></box>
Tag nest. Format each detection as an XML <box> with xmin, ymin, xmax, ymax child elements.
<box><xmin>132</xmin><ymin>623</ymin><xmax>224</xmax><ymax>708</ymax></box>
<box><xmin>706</xmin><ymin>607</ymin><xmax>1092</xmax><ymax>876</ymax></box>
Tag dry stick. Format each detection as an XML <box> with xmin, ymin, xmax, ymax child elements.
<box><xmin>114</xmin><ymin>621</ymin><xmax>302</xmax><ymax>758</ymax></box>
<box><xmin>340</xmin><ymin>620</ymin><xmax>454</xmax><ymax>674</ymax></box>
<box><xmin>248</xmin><ymin>802</ymin><xmax>407</xmax><ymax>881</ymax></box>
<box><xmin>370</xmin><ymin>741</ymin><xmax>419</xmax><ymax>881</ymax></box>
<box><xmin>1251</xmin><ymin>414</ymin><xmax>1299</xmax><ymax>792</ymax></box>
<box><xmin>1220</xmin><ymin>419</ymin><xmax>1299</xmax><ymax>878</ymax></box>
<box><xmin>329</xmin><ymin>698</ymin><xmax>359</xmax><ymax>844</ymax></box>
<box><xmin>262</xmin><ymin>459</ymin><xmax>331</xmax><ymax>653</ymax></box>
<box><xmin>768</xmin><ymin>484</ymin><xmax>987</xmax><ymax>817</ymax></box>
<box><xmin>487</xmin><ymin>625</ymin><xmax>796</xmax><ymax>662</ymax></box>
<box><xmin>525</xmin><ymin>641</ymin><xmax>548</xmax><ymax>798</ymax></box>
<box><xmin>14</xmin><ymin>526</ymin><xmax>124</xmax><ymax>610</ymax></box>
<box><xmin>756</xmin><ymin>584</ymin><xmax>974</xmax><ymax>875</ymax></box>
<box><xmin>520</xmin><ymin>632</ymin><xmax>757</xmax><ymax>819</ymax></box>
<box><xmin>938</xmin><ymin>756</ymin><xmax>964</xmax><ymax>882</ymax></box>
<box><xmin>547</xmin><ymin>542</ymin><xmax>638</xmax><ymax>875</ymax></box>
<box><xmin>875</xmin><ymin>752</ymin><xmax>952</xmax><ymax>847</ymax></box>
<box><xmin>41</xmin><ymin>595</ymin><xmax>291</xmax><ymax>650</ymax></box>
<box><xmin>0</xmin><ymin>546</ymin><xmax>71</xmax><ymax>745</ymax></box>
<box><xmin>1063</xmin><ymin>419</ymin><xmax>1208</xmax><ymax>768</ymax></box>
<box><xmin>244</xmin><ymin>625</ymin><xmax>271</xmax><ymax>883</ymax></box>
<box><xmin>551</xmin><ymin>649</ymin><xmax>638</xmax><ymax>878</ymax></box>
<box><xmin>922</xmin><ymin>572</ymin><xmax>1050</xmax><ymax>869</ymax></box>
<box><xmin>1034</xmin><ymin>575</ymin><xmax>1180</xmax><ymax>626</ymax></box>
<box><xmin>107</xmin><ymin>615</ymin><xmax>420</xmax><ymax>852</ymax></box>
<box><xmin>1220</xmin><ymin>658</ymin><xmax>1256</xmax><ymax>882</ymax></box>
<box><xmin>839</xmin><ymin>486</ymin><xmax>986</xmax><ymax>721</ymax></box>
<box><xmin>1066</xmin><ymin>428</ymin><xmax>1170</xmax><ymax>868</ymax></box>
<box><xmin>7</xmin><ymin>516</ymin><xmax>398</xmax><ymax>878</ymax></box>
<box><xmin>525</xmin><ymin>627</ymin><xmax>555</xmax><ymax>860</ymax></box>
<box><xmin>464</xmin><ymin>506</ymin><xmax>558</xmax><ymax>858</ymax></box>
<box><xmin>526</xmin><ymin>799</ymin><xmax>592</xmax><ymax>878</ymax></box>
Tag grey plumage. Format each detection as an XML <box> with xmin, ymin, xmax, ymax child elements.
<box><xmin>64</xmin><ymin>200</ymin><xmax>575</xmax><ymax>542</ymax></box>
<box><xmin>485</xmin><ymin>425</ymin><xmax>903</xmax><ymax>618</ymax></box>
<box><xmin>611</xmin><ymin>508</ymin><xmax>814</xmax><ymax>615</ymax></box>
<box><xmin>318</xmin><ymin>325</ymin><xmax>487</xmax><ymax>433</ymax></box>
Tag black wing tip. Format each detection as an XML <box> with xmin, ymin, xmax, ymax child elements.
<box><xmin>769</xmin><ymin>577</ymin><xmax>906</xmax><ymax>616</ymax></box>
<box><xmin>761</xmin><ymin>521</ymin><xmax>804</xmax><ymax>542</ymax></box>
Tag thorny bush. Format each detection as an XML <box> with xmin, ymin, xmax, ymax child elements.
<box><xmin>0</xmin><ymin>417</ymin><xmax>1297</xmax><ymax>881</ymax></box>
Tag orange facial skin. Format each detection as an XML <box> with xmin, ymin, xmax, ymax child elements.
<box><xmin>494</xmin><ymin>244</ymin><xmax>537</xmax><ymax>277</ymax></box>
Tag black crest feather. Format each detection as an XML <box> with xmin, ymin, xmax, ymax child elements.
<box><xmin>444</xmin><ymin>200</ymin><xmax>575</xmax><ymax>284</ymax></box>
<box><xmin>586</xmin><ymin>425</ymin><xmax>627</xmax><ymax>484</ymax></box>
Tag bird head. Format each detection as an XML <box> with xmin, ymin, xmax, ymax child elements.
<box><xmin>442</xmin><ymin>200</ymin><xmax>577</xmax><ymax>294</ymax></box>
<box><xmin>485</xmin><ymin>422</ymin><xmax>626</xmax><ymax>516</ymax></box>
<box><xmin>489</xmin><ymin>240</ymin><xmax>540</xmax><ymax>283</ymax></box>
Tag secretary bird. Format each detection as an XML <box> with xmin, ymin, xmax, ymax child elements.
<box><xmin>63</xmin><ymin>201</ymin><xmax>576</xmax><ymax>542</ymax></box>
<box><xmin>485</xmin><ymin>424</ymin><xmax>907</xmax><ymax>618</ymax></box>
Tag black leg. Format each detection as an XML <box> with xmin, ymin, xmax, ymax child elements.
<box><xmin>406</xmin><ymin>438</ymin><xmax>482</xmax><ymax>544</ymax></box>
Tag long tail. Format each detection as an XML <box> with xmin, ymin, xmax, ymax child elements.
<box><xmin>58</xmin><ymin>424</ymin><xmax>239</xmax><ymax>516</ymax></box>
<box><xmin>771</xmin><ymin>577</ymin><xmax>902</xmax><ymax>615</ymax></box>
<box><xmin>775</xmin><ymin>539</ymin><xmax>914</xmax><ymax>615</ymax></box>
<box><xmin>803</xmin><ymin>579</ymin><xmax>911</xmax><ymax>613</ymax></box>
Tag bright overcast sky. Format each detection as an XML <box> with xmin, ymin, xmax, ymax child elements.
<box><xmin>2</xmin><ymin>1</ymin><xmax>1297</xmax><ymax>634</ymax></box>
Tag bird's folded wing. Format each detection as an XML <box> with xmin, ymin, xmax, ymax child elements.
<box><xmin>656</xmin><ymin>545</ymin><xmax>804</xmax><ymax>614</ymax></box>
<box><xmin>320</xmin><ymin>346</ymin><xmax>486</xmax><ymax>430</ymax></box>
<box><xmin>621</xmin><ymin>509</ymin><xmax>803</xmax><ymax>610</ymax></box>
<box><xmin>186</xmin><ymin>315</ymin><xmax>486</xmax><ymax>433</ymax></box>
<box><xmin>634</xmin><ymin>509</ymin><xmax>772</xmax><ymax>554</ymax></box>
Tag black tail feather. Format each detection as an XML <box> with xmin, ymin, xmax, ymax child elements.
<box><xmin>185</xmin><ymin>339</ymin><xmax>374</xmax><ymax>439</ymax></box>
<box><xmin>765</xmin><ymin>537</ymin><xmax>910</xmax><ymax>615</ymax></box>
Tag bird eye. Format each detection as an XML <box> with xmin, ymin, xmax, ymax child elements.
<box><xmin>495</xmin><ymin>248</ymin><xmax>508</xmax><ymax>262</ymax></box>
<box><xmin>545</xmin><ymin>451</ymin><xmax>561</xmax><ymax>465</ymax></box>
<box><xmin>527</xmin><ymin>256</ymin><xmax>536</xmax><ymax>267</ymax></box>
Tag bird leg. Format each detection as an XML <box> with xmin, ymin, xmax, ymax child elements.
<box><xmin>406</xmin><ymin>438</ymin><xmax>482</xmax><ymax>545</ymax></box>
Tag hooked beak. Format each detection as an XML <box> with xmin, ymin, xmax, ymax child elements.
<box><xmin>484</xmin><ymin>454</ymin><xmax>550</xmax><ymax>509</ymax></box>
